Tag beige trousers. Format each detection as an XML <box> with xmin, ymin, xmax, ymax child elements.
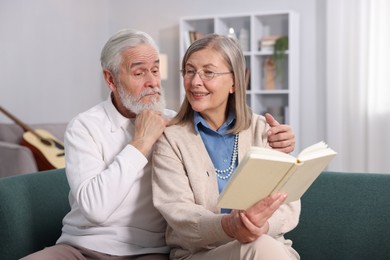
<box><xmin>20</xmin><ymin>243</ymin><xmax>169</xmax><ymax>260</ymax></box>
<box><xmin>182</xmin><ymin>235</ymin><xmax>300</xmax><ymax>260</ymax></box>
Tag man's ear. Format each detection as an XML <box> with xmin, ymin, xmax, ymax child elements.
<box><xmin>103</xmin><ymin>69</ymin><xmax>117</xmax><ymax>92</ymax></box>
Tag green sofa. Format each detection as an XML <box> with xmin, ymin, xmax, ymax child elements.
<box><xmin>0</xmin><ymin>169</ymin><xmax>70</xmax><ymax>260</ymax></box>
<box><xmin>1</xmin><ymin>169</ymin><xmax>390</xmax><ymax>260</ymax></box>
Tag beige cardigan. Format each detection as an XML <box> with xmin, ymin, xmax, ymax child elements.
<box><xmin>152</xmin><ymin>113</ymin><xmax>301</xmax><ymax>258</ymax></box>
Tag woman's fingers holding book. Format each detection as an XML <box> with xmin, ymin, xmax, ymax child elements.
<box><xmin>243</xmin><ymin>192</ymin><xmax>287</xmax><ymax>226</ymax></box>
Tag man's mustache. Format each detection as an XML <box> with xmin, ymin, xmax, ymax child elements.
<box><xmin>139</xmin><ymin>88</ymin><xmax>161</xmax><ymax>99</ymax></box>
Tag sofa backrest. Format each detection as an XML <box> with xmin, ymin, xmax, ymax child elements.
<box><xmin>286</xmin><ymin>171</ymin><xmax>390</xmax><ymax>260</ymax></box>
<box><xmin>0</xmin><ymin>168</ymin><xmax>70</xmax><ymax>259</ymax></box>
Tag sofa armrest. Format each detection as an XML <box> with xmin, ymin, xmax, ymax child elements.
<box><xmin>0</xmin><ymin>168</ymin><xmax>70</xmax><ymax>259</ymax></box>
<box><xmin>0</xmin><ymin>141</ymin><xmax>38</xmax><ymax>177</ymax></box>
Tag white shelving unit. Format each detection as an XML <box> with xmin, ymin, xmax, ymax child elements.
<box><xmin>179</xmin><ymin>11</ymin><xmax>300</xmax><ymax>151</ymax></box>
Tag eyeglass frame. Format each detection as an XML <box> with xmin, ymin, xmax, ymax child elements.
<box><xmin>180</xmin><ymin>68</ymin><xmax>232</xmax><ymax>81</ymax></box>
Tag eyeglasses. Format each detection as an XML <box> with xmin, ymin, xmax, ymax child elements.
<box><xmin>181</xmin><ymin>69</ymin><xmax>232</xmax><ymax>81</ymax></box>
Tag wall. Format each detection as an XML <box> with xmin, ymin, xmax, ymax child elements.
<box><xmin>0</xmin><ymin>0</ymin><xmax>110</xmax><ymax>124</ymax></box>
<box><xmin>0</xmin><ymin>0</ymin><xmax>324</xmax><ymax>153</ymax></box>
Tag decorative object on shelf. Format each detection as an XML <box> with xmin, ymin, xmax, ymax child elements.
<box><xmin>227</xmin><ymin>27</ymin><xmax>237</xmax><ymax>39</ymax></box>
<box><xmin>273</xmin><ymin>36</ymin><xmax>289</xmax><ymax>81</ymax></box>
<box><xmin>263</xmin><ymin>57</ymin><xmax>276</xmax><ymax>90</ymax></box>
<box><xmin>239</xmin><ymin>28</ymin><xmax>249</xmax><ymax>51</ymax></box>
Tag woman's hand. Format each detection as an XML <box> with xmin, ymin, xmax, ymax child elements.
<box><xmin>221</xmin><ymin>192</ymin><xmax>287</xmax><ymax>243</ymax></box>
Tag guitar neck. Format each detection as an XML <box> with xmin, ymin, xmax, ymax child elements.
<box><xmin>0</xmin><ymin>106</ymin><xmax>42</xmax><ymax>138</ymax></box>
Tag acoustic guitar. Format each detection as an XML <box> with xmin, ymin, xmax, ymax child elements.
<box><xmin>0</xmin><ymin>106</ymin><xmax>65</xmax><ymax>171</ymax></box>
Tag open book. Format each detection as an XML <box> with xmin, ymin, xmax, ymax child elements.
<box><xmin>217</xmin><ymin>141</ymin><xmax>337</xmax><ymax>210</ymax></box>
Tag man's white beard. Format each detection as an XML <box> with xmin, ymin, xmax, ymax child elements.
<box><xmin>117</xmin><ymin>84</ymin><xmax>166</xmax><ymax>115</ymax></box>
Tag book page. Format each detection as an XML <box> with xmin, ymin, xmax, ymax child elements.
<box><xmin>247</xmin><ymin>146</ymin><xmax>297</xmax><ymax>162</ymax></box>
<box><xmin>297</xmin><ymin>141</ymin><xmax>336</xmax><ymax>162</ymax></box>
<box><xmin>279</xmin><ymin>152</ymin><xmax>336</xmax><ymax>203</ymax></box>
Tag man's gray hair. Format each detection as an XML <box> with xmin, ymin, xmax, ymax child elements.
<box><xmin>100</xmin><ymin>29</ymin><xmax>159</xmax><ymax>77</ymax></box>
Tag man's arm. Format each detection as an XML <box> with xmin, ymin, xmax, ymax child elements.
<box><xmin>265</xmin><ymin>113</ymin><xmax>295</xmax><ymax>153</ymax></box>
<box><xmin>63</xmin><ymin>109</ymin><xmax>166</xmax><ymax>224</ymax></box>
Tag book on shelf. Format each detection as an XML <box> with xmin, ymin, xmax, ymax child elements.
<box><xmin>185</xmin><ymin>31</ymin><xmax>205</xmax><ymax>48</ymax></box>
<box><xmin>217</xmin><ymin>141</ymin><xmax>337</xmax><ymax>210</ymax></box>
<box><xmin>258</xmin><ymin>35</ymin><xmax>281</xmax><ymax>52</ymax></box>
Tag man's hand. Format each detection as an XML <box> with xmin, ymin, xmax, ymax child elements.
<box><xmin>265</xmin><ymin>113</ymin><xmax>295</xmax><ymax>153</ymax></box>
<box><xmin>131</xmin><ymin>110</ymin><xmax>168</xmax><ymax>156</ymax></box>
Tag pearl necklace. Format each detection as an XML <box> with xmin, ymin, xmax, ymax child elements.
<box><xmin>215</xmin><ymin>134</ymin><xmax>238</xmax><ymax>180</ymax></box>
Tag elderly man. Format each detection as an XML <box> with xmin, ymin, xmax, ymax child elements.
<box><xmin>22</xmin><ymin>29</ymin><xmax>295</xmax><ymax>260</ymax></box>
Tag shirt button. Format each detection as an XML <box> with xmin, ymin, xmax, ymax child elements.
<box><xmin>223</xmin><ymin>159</ymin><xmax>227</xmax><ymax>163</ymax></box>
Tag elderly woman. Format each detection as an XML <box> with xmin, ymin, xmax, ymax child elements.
<box><xmin>152</xmin><ymin>34</ymin><xmax>300</xmax><ymax>260</ymax></box>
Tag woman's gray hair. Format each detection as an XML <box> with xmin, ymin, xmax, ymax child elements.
<box><xmin>172</xmin><ymin>34</ymin><xmax>252</xmax><ymax>133</ymax></box>
<box><xmin>100</xmin><ymin>29</ymin><xmax>159</xmax><ymax>78</ymax></box>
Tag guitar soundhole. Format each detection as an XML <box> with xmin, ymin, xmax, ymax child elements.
<box><xmin>41</xmin><ymin>139</ymin><xmax>52</xmax><ymax>146</ymax></box>
<box><xmin>53</xmin><ymin>140</ymin><xmax>64</xmax><ymax>150</ymax></box>
<box><xmin>40</xmin><ymin>138</ymin><xmax>65</xmax><ymax>150</ymax></box>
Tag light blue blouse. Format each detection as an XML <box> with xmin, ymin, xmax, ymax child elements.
<box><xmin>194</xmin><ymin>111</ymin><xmax>237</xmax><ymax>213</ymax></box>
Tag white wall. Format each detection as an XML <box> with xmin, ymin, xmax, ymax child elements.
<box><xmin>0</xmin><ymin>0</ymin><xmax>110</xmax><ymax>124</ymax></box>
<box><xmin>0</xmin><ymin>0</ymin><xmax>324</xmax><ymax>152</ymax></box>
